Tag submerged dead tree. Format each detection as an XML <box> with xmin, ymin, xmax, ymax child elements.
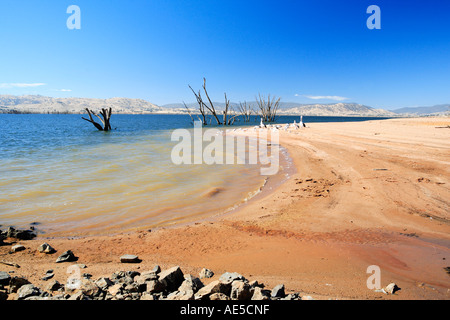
<box><xmin>256</xmin><ymin>94</ymin><xmax>281</xmax><ymax>122</ymax></box>
<box><xmin>237</xmin><ymin>101</ymin><xmax>253</xmax><ymax>122</ymax></box>
<box><xmin>82</xmin><ymin>108</ymin><xmax>112</xmax><ymax>131</ymax></box>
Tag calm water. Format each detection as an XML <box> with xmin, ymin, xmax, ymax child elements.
<box><xmin>0</xmin><ymin>114</ymin><xmax>389</xmax><ymax>236</ymax></box>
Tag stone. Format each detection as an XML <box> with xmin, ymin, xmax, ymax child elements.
<box><xmin>195</xmin><ymin>280</ymin><xmax>232</xmax><ymax>300</ymax></box>
<box><xmin>178</xmin><ymin>274</ymin><xmax>204</xmax><ymax>293</ymax></box>
<box><xmin>45</xmin><ymin>280</ymin><xmax>61</xmax><ymax>292</ymax></box>
<box><xmin>120</xmin><ymin>254</ymin><xmax>141</xmax><ymax>263</ymax></box>
<box><xmin>271</xmin><ymin>284</ymin><xmax>285</xmax><ymax>298</ymax></box>
<box><xmin>78</xmin><ymin>278</ymin><xmax>100</xmax><ymax>297</ymax></box>
<box><xmin>95</xmin><ymin>277</ymin><xmax>114</xmax><ymax>289</ymax></box>
<box><xmin>17</xmin><ymin>284</ymin><xmax>41</xmax><ymax>300</ymax></box>
<box><xmin>55</xmin><ymin>250</ymin><xmax>77</xmax><ymax>263</ymax></box>
<box><xmin>68</xmin><ymin>291</ymin><xmax>87</xmax><ymax>300</ymax></box>
<box><xmin>384</xmin><ymin>283</ymin><xmax>400</xmax><ymax>294</ymax></box>
<box><xmin>219</xmin><ymin>272</ymin><xmax>246</xmax><ymax>283</ymax></box>
<box><xmin>282</xmin><ymin>293</ymin><xmax>301</xmax><ymax>300</ymax></box>
<box><xmin>251</xmin><ymin>287</ymin><xmax>271</xmax><ymax>300</ymax></box>
<box><xmin>108</xmin><ymin>283</ymin><xmax>123</xmax><ymax>296</ymax></box>
<box><xmin>210</xmin><ymin>293</ymin><xmax>231</xmax><ymax>300</ymax></box>
<box><xmin>38</xmin><ymin>242</ymin><xmax>56</xmax><ymax>254</ymax></box>
<box><xmin>199</xmin><ymin>268</ymin><xmax>214</xmax><ymax>279</ymax></box>
<box><xmin>249</xmin><ymin>280</ymin><xmax>264</xmax><ymax>288</ymax></box>
<box><xmin>158</xmin><ymin>266</ymin><xmax>184</xmax><ymax>292</ymax></box>
<box><xmin>41</xmin><ymin>273</ymin><xmax>54</xmax><ymax>281</ymax></box>
<box><xmin>6</xmin><ymin>227</ymin><xmax>36</xmax><ymax>240</ymax></box>
<box><xmin>140</xmin><ymin>292</ymin><xmax>155</xmax><ymax>300</ymax></box>
<box><xmin>10</xmin><ymin>244</ymin><xmax>25</xmax><ymax>253</ymax></box>
<box><xmin>231</xmin><ymin>280</ymin><xmax>253</xmax><ymax>300</ymax></box>
<box><xmin>165</xmin><ymin>290</ymin><xmax>195</xmax><ymax>300</ymax></box>
<box><xmin>8</xmin><ymin>276</ymin><xmax>30</xmax><ymax>293</ymax></box>
<box><xmin>0</xmin><ymin>271</ymin><xmax>11</xmax><ymax>286</ymax></box>
<box><xmin>134</xmin><ymin>271</ymin><xmax>158</xmax><ymax>284</ymax></box>
<box><xmin>151</xmin><ymin>265</ymin><xmax>161</xmax><ymax>274</ymax></box>
<box><xmin>146</xmin><ymin>280</ymin><xmax>165</xmax><ymax>294</ymax></box>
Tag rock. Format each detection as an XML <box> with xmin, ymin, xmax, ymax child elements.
<box><xmin>249</xmin><ymin>280</ymin><xmax>264</xmax><ymax>288</ymax></box>
<box><xmin>195</xmin><ymin>280</ymin><xmax>231</xmax><ymax>300</ymax></box>
<box><xmin>77</xmin><ymin>278</ymin><xmax>100</xmax><ymax>297</ymax></box>
<box><xmin>108</xmin><ymin>283</ymin><xmax>124</xmax><ymax>296</ymax></box>
<box><xmin>219</xmin><ymin>272</ymin><xmax>246</xmax><ymax>283</ymax></box>
<box><xmin>151</xmin><ymin>265</ymin><xmax>161</xmax><ymax>274</ymax></box>
<box><xmin>134</xmin><ymin>271</ymin><xmax>158</xmax><ymax>285</ymax></box>
<box><xmin>282</xmin><ymin>293</ymin><xmax>301</xmax><ymax>300</ymax></box>
<box><xmin>140</xmin><ymin>292</ymin><xmax>155</xmax><ymax>300</ymax></box>
<box><xmin>158</xmin><ymin>266</ymin><xmax>184</xmax><ymax>292</ymax></box>
<box><xmin>0</xmin><ymin>271</ymin><xmax>11</xmax><ymax>286</ymax></box>
<box><xmin>37</xmin><ymin>242</ymin><xmax>56</xmax><ymax>254</ymax></box>
<box><xmin>231</xmin><ymin>280</ymin><xmax>253</xmax><ymax>300</ymax></box>
<box><xmin>55</xmin><ymin>250</ymin><xmax>77</xmax><ymax>263</ymax></box>
<box><xmin>45</xmin><ymin>280</ymin><xmax>61</xmax><ymax>292</ymax></box>
<box><xmin>384</xmin><ymin>283</ymin><xmax>400</xmax><ymax>294</ymax></box>
<box><xmin>68</xmin><ymin>291</ymin><xmax>88</xmax><ymax>300</ymax></box>
<box><xmin>95</xmin><ymin>277</ymin><xmax>114</xmax><ymax>289</ymax></box>
<box><xmin>178</xmin><ymin>274</ymin><xmax>204</xmax><ymax>293</ymax></box>
<box><xmin>120</xmin><ymin>254</ymin><xmax>141</xmax><ymax>263</ymax></box>
<box><xmin>17</xmin><ymin>284</ymin><xmax>41</xmax><ymax>300</ymax></box>
<box><xmin>251</xmin><ymin>287</ymin><xmax>271</xmax><ymax>300</ymax></box>
<box><xmin>271</xmin><ymin>284</ymin><xmax>285</xmax><ymax>298</ymax></box>
<box><xmin>146</xmin><ymin>280</ymin><xmax>165</xmax><ymax>294</ymax></box>
<box><xmin>41</xmin><ymin>273</ymin><xmax>54</xmax><ymax>281</ymax></box>
<box><xmin>6</xmin><ymin>227</ymin><xmax>36</xmax><ymax>240</ymax></box>
<box><xmin>210</xmin><ymin>293</ymin><xmax>231</xmax><ymax>300</ymax></box>
<box><xmin>165</xmin><ymin>290</ymin><xmax>195</xmax><ymax>300</ymax></box>
<box><xmin>199</xmin><ymin>268</ymin><xmax>214</xmax><ymax>279</ymax></box>
<box><xmin>10</xmin><ymin>244</ymin><xmax>25</xmax><ymax>253</ymax></box>
<box><xmin>8</xmin><ymin>276</ymin><xmax>30</xmax><ymax>293</ymax></box>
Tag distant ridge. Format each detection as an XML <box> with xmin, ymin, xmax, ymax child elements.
<box><xmin>1</xmin><ymin>94</ymin><xmax>448</xmax><ymax>117</ymax></box>
<box><xmin>390</xmin><ymin>104</ymin><xmax>450</xmax><ymax>116</ymax></box>
<box><xmin>0</xmin><ymin>95</ymin><xmax>165</xmax><ymax>114</ymax></box>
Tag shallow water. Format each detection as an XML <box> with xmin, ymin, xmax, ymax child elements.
<box><xmin>0</xmin><ymin>114</ymin><xmax>387</xmax><ymax>236</ymax></box>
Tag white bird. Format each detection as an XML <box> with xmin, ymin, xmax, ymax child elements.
<box><xmin>299</xmin><ymin>115</ymin><xmax>304</xmax><ymax>128</ymax></box>
<box><xmin>283</xmin><ymin>123</ymin><xmax>290</xmax><ymax>131</ymax></box>
<box><xmin>259</xmin><ymin>118</ymin><xmax>266</xmax><ymax>128</ymax></box>
<box><xmin>293</xmin><ymin>120</ymin><xmax>300</xmax><ymax>129</ymax></box>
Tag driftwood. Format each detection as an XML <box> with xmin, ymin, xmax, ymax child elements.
<box><xmin>82</xmin><ymin>108</ymin><xmax>112</xmax><ymax>131</ymax></box>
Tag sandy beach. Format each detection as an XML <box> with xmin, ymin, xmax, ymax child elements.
<box><xmin>1</xmin><ymin>117</ymin><xmax>449</xmax><ymax>300</ymax></box>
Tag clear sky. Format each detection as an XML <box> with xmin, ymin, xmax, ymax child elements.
<box><xmin>0</xmin><ymin>0</ymin><xmax>449</xmax><ymax>109</ymax></box>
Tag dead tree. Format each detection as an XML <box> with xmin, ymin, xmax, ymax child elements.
<box><xmin>237</xmin><ymin>101</ymin><xmax>253</xmax><ymax>122</ymax></box>
<box><xmin>223</xmin><ymin>93</ymin><xmax>238</xmax><ymax>125</ymax></box>
<box><xmin>189</xmin><ymin>78</ymin><xmax>222</xmax><ymax>125</ymax></box>
<box><xmin>256</xmin><ymin>94</ymin><xmax>281</xmax><ymax>122</ymax></box>
<box><xmin>82</xmin><ymin>108</ymin><xmax>112</xmax><ymax>131</ymax></box>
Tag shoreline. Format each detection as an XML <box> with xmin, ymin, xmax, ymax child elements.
<box><xmin>1</xmin><ymin>117</ymin><xmax>449</xmax><ymax>300</ymax></box>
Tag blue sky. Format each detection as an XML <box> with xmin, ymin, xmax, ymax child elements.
<box><xmin>0</xmin><ymin>0</ymin><xmax>449</xmax><ymax>109</ymax></box>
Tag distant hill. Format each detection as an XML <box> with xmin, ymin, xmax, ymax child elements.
<box><xmin>390</xmin><ymin>104</ymin><xmax>450</xmax><ymax>116</ymax></box>
<box><xmin>164</xmin><ymin>101</ymin><xmax>397</xmax><ymax>117</ymax></box>
<box><xmin>2</xmin><ymin>94</ymin><xmax>447</xmax><ymax>117</ymax></box>
<box><xmin>0</xmin><ymin>95</ymin><xmax>167</xmax><ymax>114</ymax></box>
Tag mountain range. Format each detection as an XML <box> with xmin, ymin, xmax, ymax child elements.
<box><xmin>0</xmin><ymin>95</ymin><xmax>448</xmax><ymax>117</ymax></box>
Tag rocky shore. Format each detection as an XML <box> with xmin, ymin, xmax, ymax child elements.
<box><xmin>0</xmin><ymin>227</ymin><xmax>304</xmax><ymax>301</ymax></box>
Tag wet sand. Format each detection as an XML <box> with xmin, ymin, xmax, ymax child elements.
<box><xmin>1</xmin><ymin>117</ymin><xmax>449</xmax><ymax>300</ymax></box>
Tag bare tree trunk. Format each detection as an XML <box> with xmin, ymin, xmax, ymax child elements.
<box><xmin>82</xmin><ymin>108</ymin><xmax>112</xmax><ymax>131</ymax></box>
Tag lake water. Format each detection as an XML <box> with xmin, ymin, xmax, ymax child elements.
<box><xmin>0</xmin><ymin>114</ymin><xmax>389</xmax><ymax>237</ymax></box>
